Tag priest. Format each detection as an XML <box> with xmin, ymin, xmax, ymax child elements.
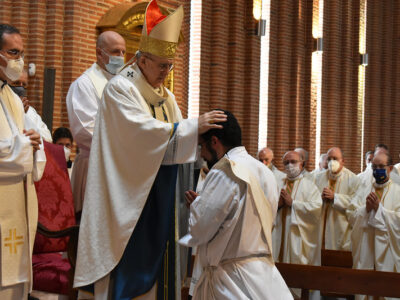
<box><xmin>314</xmin><ymin>147</ymin><xmax>359</xmax><ymax>251</ymax></box>
<box><xmin>272</xmin><ymin>151</ymin><xmax>322</xmax><ymax>266</ymax></box>
<box><xmin>347</xmin><ymin>152</ymin><xmax>400</xmax><ymax>299</ymax></box>
<box><xmin>66</xmin><ymin>30</ymin><xmax>126</xmax><ymax>215</ymax></box>
<box><xmin>0</xmin><ymin>24</ymin><xmax>46</xmax><ymax>299</ymax></box>
<box><xmin>258</xmin><ymin>147</ymin><xmax>286</xmax><ymax>189</ymax></box>
<box><xmin>73</xmin><ymin>1</ymin><xmax>226</xmax><ymax>299</ymax></box>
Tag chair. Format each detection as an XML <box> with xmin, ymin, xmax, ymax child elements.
<box><xmin>31</xmin><ymin>141</ymin><xmax>79</xmax><ymax>300</ymax></box>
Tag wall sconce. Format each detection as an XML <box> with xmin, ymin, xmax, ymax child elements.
<box><xmin>253</xmin><ymin>0</ymin><xmax>262</xmax><ymax>21</ymax></box>
<box><xmin>257</xmin><ymin>19</ymin><xmax>266</xmax><ymax>36</ymax></box>
<box><xmin>360</xmin><ymin>53</ymin><xmax>368</xmax><ymax>66</ymax></box>
<box><xmin>313</xmin><ymin>37</ymin><xmax>323</xmax><ymax>52</ymax></box>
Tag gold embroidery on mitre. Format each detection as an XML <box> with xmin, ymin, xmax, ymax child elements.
<box><xmin>139</xmin><ymin>35</ymin><xmax>178</xmax><ymax>59</ymax></box>
<box><xmin>4</xmin><ymin>228</ymin><xmax>23</xmax><ymax>254</ymax></box>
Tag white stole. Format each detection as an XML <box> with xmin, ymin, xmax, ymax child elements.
<box><xmin>84</xmin><ymin>63</ymin><xmax>111</xmax><ymax>100</ymax></box>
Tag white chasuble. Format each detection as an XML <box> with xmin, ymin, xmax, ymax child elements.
<box><xmin>347</xmin><ymin>180</ymin><xmax>400</xmax><ymax>300</ymax></box>
<box><xmin>272</xmin><ymin>176</ymin><xmax>322</xmax><ymax>265</ymax></box>
<box><xmin>74</xmin><ymin>63</ymin><xmax>198</xmax><ymax>289</ymax></box>
<box><xmin>0</xmin><ymin>85</ymin><xmax>42</xmax><ymax>292</ymax></box>
<box><xmin>348</xmin><ymin>180</ymin><xmax>400</xmax><ymax>271</ymax></box>
<box><xmin>314</xmin><ymin>168</ymin><xmax>359</xmax><ymax>251</ymax></box>
<box><xmin>180</xmin><ymin>147</ymin><xmax>292</xmax><ymax>300</ymax></box>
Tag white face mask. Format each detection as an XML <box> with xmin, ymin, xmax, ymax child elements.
<box><xmin>64</xmin><ymin>146</ymin><xmax>71</xmax><ymax>162</ymax></box>
<box><xmin>0</xmin><ymin>53</ymin><xmax>24</xmax><ymax>81</ymax></box>
<box><xmin>104</xmin><ymin>54</ymin><xmax>124</xmax><ymax>75</ymax></box>
<box><xmin>328</xmin><ymin>159</ymin><xmax>341</xmax><ymax>173</ymax></box>
<box><xmin>285</xmin><ymin>163</ymin><xmax>301</xmax><ymax>179</ymax></box>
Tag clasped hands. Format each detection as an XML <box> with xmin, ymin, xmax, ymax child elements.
<box><xmin>322</xmin><ymin>187</ymin><xmax>334</xmax><ymax>203</ymax></box>
<box><xmin>366</xmin><ymin>192</ymin><xmax>380</xmax><ymax>213</ymax></box>
<box><xmin>279</xmin><ymin>189</ymin><xmax>292</xmax><ymax>208</ymax></box>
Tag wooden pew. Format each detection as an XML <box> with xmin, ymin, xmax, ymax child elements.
<box><xmin>276</xmin><ymin>262</ymin><xmax>400</xmax><ymax>299</ymax></box>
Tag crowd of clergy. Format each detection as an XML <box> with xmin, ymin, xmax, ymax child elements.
<box><xmin>258</xmin><ymin>145</ymin><xmax>400</xmax><ymax>275</ymax></box>
<box><xmin>1</xmin><ymin>0</ymin><xmax>400</xmax><ymax>298</ymax></box>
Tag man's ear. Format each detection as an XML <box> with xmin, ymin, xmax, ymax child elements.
<box><xmin>95</xmin><ymin>48</ymin><xmax>102</xmax><ymax>58</ymax></box>
<box><xmin>138</xmin><ymin>56</ymin><xmax>146</xmax><ymax>67</ymax></box>
<box><xmin>211</xmin><ymin>135</ymin><xmax>218</xmax><ymax>146</ymax></box>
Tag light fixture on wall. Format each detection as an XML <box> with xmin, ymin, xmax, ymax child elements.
<box><xmin>253</xmin><ymin>0</ymin><xmax>266</xmax><ymax>36</ymax></box>
<box><xmin>313</xmin><ymin>37</ymin><xmax>323</xmax><ymax>53</ymax></box>
<box><xmin>253</xmin><ymin>0</ymin><xmax>262</xmax><ymax>21</ymax></box>
<box><xmin>257</xmin><ymin>19</ymin><xmax>266</xmax><ymax>36</ymax></box>
<box><xmin>360</xmin><ymin>53</ymin><xmax>368</xmax><ymax>66</ymax></box>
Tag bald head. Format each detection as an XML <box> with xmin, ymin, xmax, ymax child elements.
<box><xmin>374</xmin><ymin>147</ymin><xmax>389</xmax><ymax>156</ymax></box>
<box><xmin>283</xmin><ymin>151</ymin><xmax>302</xmax><ymax>162</ymax></box>
<box><xmin>97</xmin><ymin>31</ymin><xmax>125</xmax><ymax>49</ymax></box>
<box><xmin>258</xmin><ymin>147</ymin><xmax>274</xmax><ymax>167</ymax></box>
<box><xmin>96</xmin><ymin>31</ymin><xmax>126</xmax><ymax>71</ymax></box>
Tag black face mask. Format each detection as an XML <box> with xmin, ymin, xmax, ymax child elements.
<box><xmin>9</xmin><ymin>85</ymin><xmax>26</xmax><ymax>98</ymax></box>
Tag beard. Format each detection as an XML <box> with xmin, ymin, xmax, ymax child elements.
<box><xmin>205</xmin><ymin>143</ymin><xmax>219</xmax><ymax>169</ymax></box>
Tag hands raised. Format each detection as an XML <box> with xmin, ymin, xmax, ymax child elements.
<box><xmin>279</xmin><ymin>189</ymin><xmax>293</xmax><ymax>207</ymax></box>
<box><xmin>366</xmin><ymin>192</ymin><xmax>380</xmax><ymax>213</ymax></box>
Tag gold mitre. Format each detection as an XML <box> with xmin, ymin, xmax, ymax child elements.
<box><xmin>139</xmin><ymin>0</ymin><xmax>183</xmax><ymax>59</ymax></box>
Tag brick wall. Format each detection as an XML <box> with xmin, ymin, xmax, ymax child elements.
<box><xmin>364</xmin><ymin>0</ymin><xmax>400</xmax><ymax>163</ymax></box>
<box><xmin>267</xmin><ymin>0</ymin><xmax>314</xmax><ymax>170</ymax></box>
<box><xmin>0</xmin><ymin>0</ymin><xmax>190</xmax><ymax>128</ymax></box>
<box><xmin>320</xmin><ymin>0</ymin><xmax>361</xmax><ymax>172</ymax></box>
<box><xmin>199</xmin><ymin>0</ymin><xmax>261</xmax><ymax>156</ymax></box>
<box><xmin>1</xmin><ymin>0</ymin><xmax>400</xmax><ymax>168</ymax></box>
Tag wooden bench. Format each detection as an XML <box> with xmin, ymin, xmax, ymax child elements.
<box><xmin>276</xmin><ymin>262</ymin><xmax>400</xmax><ymax>299</ymax></box>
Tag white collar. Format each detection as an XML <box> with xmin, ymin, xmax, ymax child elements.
<box><xmin>120</xmin><ymin>63</ymin><xmax>168</xmax><ymax>107</ymax></box>
<box><xmin>373</xmin><ymin>178</ymin><xmax>391</xmax><ymax>189</ymax></box>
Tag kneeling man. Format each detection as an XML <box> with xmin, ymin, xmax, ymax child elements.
<box><xmin>180</xmin><ymin>110</ymin><xmax>292</xmax><ymax>300</ymax></box>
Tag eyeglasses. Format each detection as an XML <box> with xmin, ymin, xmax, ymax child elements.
<box><xmin>1</xmin><ymin>49</ymin><xmax>24</xmax><ymax>59</ymax></box>
<box><xmin>144</xmin><ymin>55</ymin><xmax>174</xmax><ymax>72</ymax></box>
<box><xmin>283</xmin><ymin>160</ymin><xmax>300</xmax><ymax>166</ymax></box>
<box><xmin>372</xmin><ymin>164</ymin><xmax>388</xmax><ymax>170</ymax></box>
